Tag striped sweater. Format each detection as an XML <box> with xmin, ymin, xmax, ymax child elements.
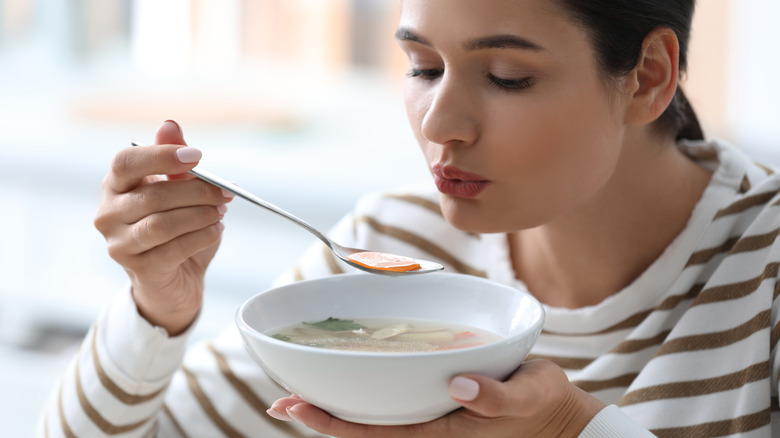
<box><xmin>37</xmin><ymin>138</ymin><xmax>780</xmax><ymax>437</ymax></box>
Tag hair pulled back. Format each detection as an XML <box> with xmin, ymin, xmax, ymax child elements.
<box><xmin>554</xmin><ymin>0</ymin><xmax>704</xmax><ymax>141</ymax></box>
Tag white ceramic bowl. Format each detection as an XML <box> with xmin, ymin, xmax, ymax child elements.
<box><xmin>236</xmin><ymin>272</ymin><xmax>544</xmax><ymax>425</ymax></box>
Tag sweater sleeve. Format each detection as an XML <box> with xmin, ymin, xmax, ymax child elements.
<box><xmin>35</xmin><ymin>286</ymin><xmax>192</xmax><ymax>437</ymax></box>
<box><xmin>579</xmin><ymin>405</ymin><xmax>657</xmax><ymax>438</ymax></box>
<box><xmin>35</xmin><ymin>286</ymin><xmax>327</xmax><ymax>437</ymax></box>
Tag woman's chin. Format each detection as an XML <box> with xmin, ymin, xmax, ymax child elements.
<box><xmin>440</xmin><ymin>198</ymin><xmax>540</xmax><ymax>234</ymax></box>
<box><xmin>441</xmin><ymin>205</ymin><xmax>510</xmax><ymax>234</ymax></box>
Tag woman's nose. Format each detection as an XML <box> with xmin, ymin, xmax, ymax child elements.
<box><xmin>420</xmin><ymin>75</ymin><xmax>479</xmax><ymax>147</ymax></box>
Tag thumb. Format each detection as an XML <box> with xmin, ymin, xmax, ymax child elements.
<box><xmin>449</xmin><ymin>360</ymin><xmax>567</xmax><ymax>418</ymax></box>
<box><xmin>155</xmin><ymin>119</ymin><xmax>188</xmax><ymax>146</ymax></box>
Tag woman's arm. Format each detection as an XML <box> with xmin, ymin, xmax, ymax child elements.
<box><xmin>35</xmin><ymin>284</ymin><xmax>326</xmax><ymax>437</ymax></box>
<box><xmin>35</xmin><ymin>118</ymin><xmax>359</xmax><ymax>436</ymax></box>
<box><xmin>36</xmin><ymin>288</ymin><xmax>192</xmax><ymax>437</ymax></box>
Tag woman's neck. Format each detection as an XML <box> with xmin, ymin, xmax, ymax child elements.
<box><xmin>509</xmin><ymin>132</ymin><xmax>712</xmax><ymax>309</ymax></box>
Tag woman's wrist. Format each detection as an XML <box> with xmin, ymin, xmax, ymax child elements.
<box><xmin>557</xmin><ymin>387</ymin><xmax>608</xmax><ymax>437</ymax></box>
<box><xmin>102</xmin><ymin>286</ymin><xmax>194</xmax><ymax>381</ymax></box>
<box><xmin>131</xmin><ymin>286</ymin><xmax>201</xmax><ymax>336</ymax></box>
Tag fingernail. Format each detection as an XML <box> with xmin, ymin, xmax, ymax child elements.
<box><xmin>286</xmin><ymin>407</ymin><xmax>302</xmax><ymax>423</ymax></box>
<box><xmin>215</xmin><ymin>221</ymin><xmax>225</xmax><ymax>232</ymax></box>
<box><xmin>164</xmin><ymin>119</ymin><xmax>181</xmax><ymax>133</ymax></box>
<box><xmin>449</xmin><ymin>376</ymin><xmax>479</xmax><ymax>401</ymax></box>
<box><xmin>221</xmin><ymin>189</ymin><xmax>235</xmax><ymax>199</ymax></box>
<box><xmin>176</xmin><ymin>147</ymin><xmax>202</xmax><ymax>163</ymax></box>
<box><xmin>266</xmin><ymin>408</ymin><xmax>292</xmax><ymax>421</ymax></box>
<box><xmin>217</xmin><ymin>204</ymin><xmax>228</xmax><ymax>215</ymax></box>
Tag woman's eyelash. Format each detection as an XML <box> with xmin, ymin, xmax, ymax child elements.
<box><xmin>407</xmin><ymin>68</ymin><xmax>444</xmax><ymax>79</ymax></box>
<box><xmin>408</xmin><ymin>69</ymin><xmax>533</xmax><ymax>92</ymax></box>
<box><xmin>488</xmin><ymin>74</ymin><xmax>533</xmax><ymax>91</ymax></box>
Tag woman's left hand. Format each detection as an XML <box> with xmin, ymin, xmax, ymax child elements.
<box><xmin>267</xmin><ymin>359</ymin><xmax>606</xmax><ymax>438</ymax></box>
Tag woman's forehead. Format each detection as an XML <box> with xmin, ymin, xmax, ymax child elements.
<box><xmin>398</xmin><ymin>0</ymin><xmax>565</xmax><ymax>27</ymax></box>
<box><xmin>397</xmin><ymin>0</ymin><xmax>587</xmax><ymax>56</ymax></box>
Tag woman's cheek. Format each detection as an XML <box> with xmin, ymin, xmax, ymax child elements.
<box><xmin>405</xmin><ymin>87</ymin><xmax>432</xmax><ymax>145</ymax></box>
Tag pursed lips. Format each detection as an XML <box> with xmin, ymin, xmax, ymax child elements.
<box><xmin>431</xmin><ymin>163</ymin><xmax>490</xmax><ymax>198</ymax></box>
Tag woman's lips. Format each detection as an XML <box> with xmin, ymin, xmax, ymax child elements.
<box><xmin>432</xmin><ymin>164</ymin><xmax>490</xmax><ymax>198</ymax></box>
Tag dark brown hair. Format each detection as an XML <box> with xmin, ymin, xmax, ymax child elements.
<box><xmin>555</xmin><ymin>0</ymin><xmax>704</xmax><ymax>141</ymax></box>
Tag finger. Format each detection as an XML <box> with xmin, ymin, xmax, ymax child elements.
<box><xmin>108</xmin><ymin>204</ymin><xmax>227</xmax><ymax>263</ymax></box>
<box><xmin>155</xmin><ymin>119</ymin><xmax>187</xmax><ymax>146</ymax></box>
<box><xmin>105</xmin><ymin>144</ymin><xmax>202</xmax><ymax>194</ymax></box>
<box><xmin>138</xmin><ymin>221</ymin><xmax>224</xmax><ymax>271</ymax></box>
<box><xmin>450</xmin><ymin>360</ymin><xmax>564</xmax><ymax>418</ymax></box>
<box><xmin>94</xmin><ymin>176</ymin><xmax>231</xmax><ymax>248</ymax></box>
<box><xmin>109</xmin><ymin>213</ymin><xmax>225</xmax><ymax>271</ymax></box>
<box><xmin>285</xmin><ymin>403</ymin><xmax>432</xmax><ymax>438</ymax></box>
<box><xmin>119</xmin><ymin>204</ymin><xmax>228</xmax><ymax>256</ymax></box>
<box><xmin>267</xmin><ymin>397</ymin><xmax>307</xmax><ymax>422</ymax></box>
<box><xmin>114</xmin><ymin>178</ymin><xmax>232</xmax><ymax>225</ymax></box>
<box><xmin>285</xmin><ymin>403</ymin><xmax>376</xmax><ymax>438</ymax></box>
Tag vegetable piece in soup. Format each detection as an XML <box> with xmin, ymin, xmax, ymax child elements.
<box><xmin>346</xmin><ymin>252</ymin><xmax>422</xmax><ymax>272</ymax></box>
<box><xmin>268</xmin><ymin>317</ymin><xmax>502</xmax><ymax>353</ymax></box>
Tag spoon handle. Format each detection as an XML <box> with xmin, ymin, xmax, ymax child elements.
<box><xmin>192</xmin><ymin>167</ymin><xmax>331</xmax><ymax>242</ymax></box>
<box><xmin>131</xmin><ymin>142</ymin><xmax>332</xmax><ymax>248</ymax></box>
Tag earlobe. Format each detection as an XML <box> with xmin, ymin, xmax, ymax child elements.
<box><xmin>624</xmin><ymin>28</ymin><xmax>680</xmax><ymax>126</ymax></box>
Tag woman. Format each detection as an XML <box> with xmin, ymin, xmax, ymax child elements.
<box><xmin>39</xmin><ymin>0</ymin><xmax>780</xmax><ymax>437</ymax></box>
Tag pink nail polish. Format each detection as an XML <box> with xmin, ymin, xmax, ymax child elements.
<box><xmin>164</xmin><ymin>119</ymin><xmax>181</xmax><ymax>132</ymax></box>
<box><xmin>266</xmin><ymin>409</ymin><xmax>292</xmax><ymax>421</ymax></box>
<box><xmin>286</xmin><ymin>408</ymin><xmax>302</xmax><ymax>423</ymax></box>
<box><xmin>176</xmin><ymin>147</ymin><xmax>202</xmax><ymax>163</ymax></box>
<box><xmin>449</xmin><ymin>376</ymin><xmax>480</xmax><ymax>401</ymax></box>
<box><xmin>217</xmin><ymin>204</ymin><xmax>228</xmax><ymax>215</ymax></box>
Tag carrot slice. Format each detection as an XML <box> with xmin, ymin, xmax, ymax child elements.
<box><xmin>434</xmin><ymin>343</ymin><xmax>484</xmax><ymax>351</ymax></box>
<box><xmin>347</xmin><ymin>251</ymin><xmax>422</xmax><ymax>272</ymax></box>
<box><xmin>454</xmin><ymin>331</ymin><xmax>476</xmax><ymax>340</ymax></box>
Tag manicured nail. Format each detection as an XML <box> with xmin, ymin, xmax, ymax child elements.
<box><xmin>164</xmin><ymin>119</ymin><xmax>181</xmax><ymax>132</ymax></box>
<box><xmin>221</xmin><ymin>189</ymin><xmax>235</xmax><ymax>199</ymax></box>
<box><xmin>449</xmin><ymin>376</ymin><xmax>479</xmax><ymax>401</ymax></box>
<box><xmin>215</xmin><ymin>221</ymin><xmax>225</xmax><ymax>232</ymax></box>
<box><xmin>286</xmin><ymin>407</ymin><xmax>302</xmax><ymax>423</ymax></box>
<box><xmin>176</xmin><ymin>147</ymin><xmax>201</xmax><ymax>163</ymax></box>
<box><xmin>266</xmin><ymin>408</ymin><xmax>292</xmax><ymax>421</ymax></box>
<box><xmin>217</xmin><ymin>204</ymin><xmax>228</xmax><ymax>215</ymax></box>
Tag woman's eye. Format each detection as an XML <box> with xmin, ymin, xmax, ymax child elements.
<box><xmin>488</xmin><ymin>74</ymin><xmax>533</xmax><ymax>91</ymax></box>
<box><xmin>407</xmin><ymin>68</ymin><xmax>444</xmax><ymax>80</ymax></box>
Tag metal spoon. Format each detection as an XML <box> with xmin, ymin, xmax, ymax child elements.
<box><xmin>132</xmin><ymin>142</ymin><xmax>444</xmax><ymax>276</ymax></box>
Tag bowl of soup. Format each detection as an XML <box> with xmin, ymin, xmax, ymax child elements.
<box><xmin>236</xmin><ymin>272</ymin><xmax>544</xmax><ymax>425</ymax></box>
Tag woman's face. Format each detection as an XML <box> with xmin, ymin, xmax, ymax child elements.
<box><xmin>398</xmin><ymin>0</ymin><xmax>630</xmax><ymax>233</ymax></box>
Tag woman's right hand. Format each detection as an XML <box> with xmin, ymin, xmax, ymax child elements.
<box><xmin>94</xmin><ymin>120</ymin><xmax>234</xmax><ymax>335</ymax></box>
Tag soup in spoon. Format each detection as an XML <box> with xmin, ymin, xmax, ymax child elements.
<box><xmin>346</xmin><ymin>252</ymin><xmax>422</xmax><ymax>272</ymax></box>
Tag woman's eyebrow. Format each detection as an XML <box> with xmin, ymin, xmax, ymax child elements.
<box><xmin>395</xmin><ymin>27</ymin><xmax>431</xmax><ymax>46</ymax></box>
<box><xmin>464</xmin><ymin>34</ymin><xmax>545</xmax><ymax>52</ymax></box>
<box><xmin>395</xmin><ymin>27</ymin><xmax>544</xmax><ymax>52</ymax></box>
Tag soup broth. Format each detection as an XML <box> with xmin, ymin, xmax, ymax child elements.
<box><xmin>268</xmin><ymin>317</ymin><xmax>502</xmax><ymax>353</ymax></box>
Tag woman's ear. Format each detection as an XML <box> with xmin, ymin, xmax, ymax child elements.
<box><xmin>623</xmin><ymin>27</ymin><xmax>680</xmax><ymax>126</ymax></box>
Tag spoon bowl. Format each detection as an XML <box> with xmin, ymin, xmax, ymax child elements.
<box><xmin>132</xmin><ymin>142</ymin><xmax>445</xmax><ymax>276</ymax></box>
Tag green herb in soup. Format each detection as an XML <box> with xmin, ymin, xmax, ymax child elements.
<box><xmin>269</xmin><ymin>317</ymin><xmax>502</xmax><ymax>353</ymax></box>
<box><xmin>303</xmin><ymin>317</ymin><xmax>366</xmax><ymax>331</ymax></box>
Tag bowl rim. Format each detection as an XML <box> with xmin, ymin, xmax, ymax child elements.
<box><xmin>235</xmin><ymin>272</ymin><xmax>545</xmax><ymax>358</ymax></box>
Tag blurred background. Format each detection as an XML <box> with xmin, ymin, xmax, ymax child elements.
<box><xmin>0</xmin><ymin>0</ymin><xmax>777</xmax><ymax>435</ymax></box>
